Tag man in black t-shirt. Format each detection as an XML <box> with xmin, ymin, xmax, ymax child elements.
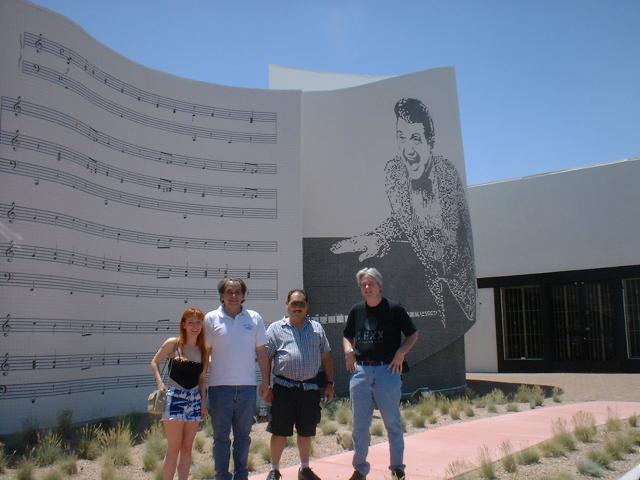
<box><xmin>343</xmin><ymin>267</ymin><xmax>418</xmax><ymax>480</ymax></box>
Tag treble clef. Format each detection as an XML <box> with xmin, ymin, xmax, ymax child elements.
<box><xmin>7</xmin><ymin>202</ymin><xmax>16</xmax><ymax>223</ymax></box>
<box><xmin>0</xmin><ymin>353</ymin><xmax>8</xmax><ymax>376</ymax></box>
<box><xmin>35</xmin><ymin>34</ymin><xmax>43</xmax><ymax>52</ymax></box>
<box><xmin>11</xmin><ymin>130</ymin><xmax>19</xmax><ymax>151</ymax></box>
<box><xmin>13</xmin><ymin>96</ymin><xmax>21</xmax><ymax>116</ymax></box>
<box><xmin>1</xmin><ymin>314</ymin><xmax>9</xmax><ymax>337</ymax></box>
<box><xmin>5</xmin><ymin>241</ymin><xmax>14</xmax><ymax>262</ymax></box>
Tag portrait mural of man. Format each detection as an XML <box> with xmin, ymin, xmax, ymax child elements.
<box><xmin>330</xmin><ymin>97</ymin><xmax>476</xmax><ymax>330</ymax></box>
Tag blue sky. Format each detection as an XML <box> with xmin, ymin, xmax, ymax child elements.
<box><xmin>29</xmin><ymin>0</ymin><xmax>640</xmax><ymax>185</ymax></box>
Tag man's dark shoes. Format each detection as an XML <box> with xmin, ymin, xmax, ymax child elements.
<box><xmin>298</xmin><ymin>467</ymin><xmax>321</xmax><ymax>480</ymax></box>
<box><xmin>348</xmin><ymin>470</ymin><xmax>366</xmax><ymax>480</ymax></box>
<box><xmin>391</xmin><ymin>469</ymin><xmax>405</xmax><ymax>480</ymax></box>
<box><xmin>267</xmin><ymin>470</ymin><xmax>282</xmax><ymax>480</ymax></box>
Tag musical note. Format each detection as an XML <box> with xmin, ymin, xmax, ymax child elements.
<box><xmin>10</xmin><ymin>130</ymin><xmax>19</xmax><ymax>150</ymax></box>
<box><xmin>12</xmin><ymin>96</ymin><xmax>21</xmax><ymax>116</ymax></box>
<box><xmin>7</xmin><ymin>202</ymin><xmax>16</xmax><ymax>223</ymax></box>
<box><xmin>5</xmin><ymin>241</ymin><xmax>14</xmax><ymax>262</ymax></box>
<box><xmin>2</xmin><ymin>314</ymin><xmax>9</xmax><ymax>337</ymax></box>
<box><xmin>1</xmin><ymin>354</ymin><xmax>8</xmax><ymax>376</ymax></box>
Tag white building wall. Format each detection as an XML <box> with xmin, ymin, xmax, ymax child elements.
<box><xmin>464</xmin><ymin>288</ymin><xmax>498</xmax><ymax>372</ymax></box>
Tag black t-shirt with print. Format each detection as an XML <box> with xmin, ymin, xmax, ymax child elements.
<box><xmin>343</xmin><ymin>297</ymin><xmax>417</xmax><ymax>362</ymax></box>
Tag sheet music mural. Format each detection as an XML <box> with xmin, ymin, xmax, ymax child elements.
<box><xmin>0</xmin><ymin>0</ymin><xmax>301</xmax><ymax>433</ymax></box>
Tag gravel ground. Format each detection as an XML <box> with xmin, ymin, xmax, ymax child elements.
<box><xmin>2</xmin><ymin>374</ymin><xmax>639</xmax><ymax>480</ymax></box>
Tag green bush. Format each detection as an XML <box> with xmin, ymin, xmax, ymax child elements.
<box><xmin>506</xmin><ymin>402</ymin><xmax>519</xmax><ymax>412</ymax></box>
<box><xmin>98</xmin><ymin>422</ymin><xmax>132</xmax><ymax>467</ymax></box>
<box><xmin>477</xmin><ymin>445</ymin><xmax>495</xmax><ymax>479</ymax></box>
<box><xmin>191</xmin><ymin>463</ymin><xmax>216</xmax><ymax>480</ymax></box>
<box><xmin>551</xmin><ymin>386</ymin><xmax>563</xmax><ymax>403</ymax></box>
<box><xmin>55</xmin><ymin>408</ymin><xmax>74</xmax><ymax>442</ymax></box>
<box><xmin>78</xmin><ymin>424</ymin><xmax>102</xmax><ymax>460</ymax></box>
<box><xmin>586</xmin><ymin>448</ymin><xmax>612</xmax><ymax>468</ymax></box>
<box><xmin>41</xmin><ymin>469</ymin><xmax>63</xmax><ymax>480</ymax></box>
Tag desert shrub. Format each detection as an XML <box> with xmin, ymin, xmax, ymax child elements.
<box><xmin>194</xmin><ymin>431</ymin><xmax>206</xmax><ymax>452</ymax></box>
<box><xmin>489</xmin><ymin>388</ymin><xmax>506</xmax><ymax>405</ymax></box>
<box><xmin>464</xmin><ymin>404</ymin><xmax>475</xmax><ymax>417</ymax></box>
<box><xmin>192</xmin><ymin>463</ymin><xmax>216</xmax><ymax>480</ymax></box>
<box><xmin>21</xmin><ymin>418</ymin><xmax>40</xmax><ymax>449</ymax></box>
<box><xmin>143</xmin><ymin>450</ymin><xmax>159</xmax><ymax>472</ymax></box>
<box><xmin>55</xmin><ymin>408</ymin><xmax>74</xmax><ymax>442</ymax></box>
<box><xmin>144</xmin><ymin>423</ymin><xmax>167</xmax><ymax>461</ymax></box>
<box><xmin>552</xmin><ymin>386</ymin><xmax>563</xmax><ymax>403</ymax></box>
<box><xmin>586</xmin><ymin>448</ymin><xmax>612</xmax><ymax>468</ymax></box>
<box><xmin>539</xmin><ymin>439</ymin><xmax>566</xmax><ymax>458</ymax></box>
<box><xmin>58</xmin><ymin>454</ymin><xmax>79</xmax><ymax>475</ymax></box>
<box><xmin>532</xmin><ymin>385</ymin><xmax>545</xmax><ymax>406</ymax></box>
<box><xmin>411</xmin><ymin>414</ymin><xmax>426</xmax><ymax>428</ymax></box>
<box><xmin>437</xmin><ymin>397</ymin><xmax>450</xmax><ymax>415</ymax></box>
<box><xmin>506</xmin><ymin>402</ymin><xmax>519</xmax><ymax>412</ymax></box>
<box><xmin>428</xmin><ymin>415</ymin><xmax>437</xmax><ymax>424</ymax></box>
<box><xmin>552</xmin><ymin>418</ymin><xmax>577</xmax><ymax>451</ymax></box>
<box><xmin>444</xmin><ymin>458</ymin><xmax>473</xmax><ymax>479</ymax></box>
<box><xmin>477</xmin><ymin>445</ymin><xmax>495</xmax><ymax>479</ymax></box>
<box><xmin>78</xmin><ymin>424</ymin><xmax>102</xmax><ymax>460</ymax></box>
<box><xmin>499</xmin><ymin>441</ymin><xmax>517</xmax><ymax>473</ymax></box>
<box><xmin>605</xmin><ymin>409</ymin><xmax>623</xmax><ymax>432</ymax></box>
<box><xmin>16</xmin><ymin>459</ymin><xmax>35</xmax><ymax>480</ymax></box>
<box><xmin>33</xmin><ymin>431</ymin><xmax>63</xmax><ymax>466</ymax></box>
<box><xmin>487</xmin><ymin>401</ymin><xmax>497</xmax><ymax>413</ymax></box>
<box><xmin>515</xmin><ymin>385</ymin><xmax>532</xmax><ymax>403</ymax></box>
<box><xmin>572</xmin><ymin>411</ymin><xmax>597</xmax><ymax>443</ymax></box>
<box><xmin>628</xmin><ymin>413</ymin><xmax>638</xmax><ymax>428</ymax></box>
<box><xmin>42</xmin><ymin>469</ymin><xmax>64</xmax><ymax>480</ymax></box>
<box><xmin>604</xmin><ymin>432</ymin><xmax>634</xmax><ymax>460</ymax></box>
<box><xmin>321</xmin><ymin>420</ymin><xmax>339</xmax><ymax>435</ymax></box>
<box><xmin>370</xmin><ymin>421</ymin><xmax>385</xmax><ymax>436</ymax></box>
<box><xmin>98</xmin><ymin>422</ymin><xmax>132</xmax><ymax>466</ymax></box>
<box><xmin>335</xmin><ymin>404</ymin><xmax>352</xmax><ymax>425</ymax></box>
<box><xmin>517</xmin><ymin>447</ymin><xmax>540</xmax><ymax>465</ymax></box>
<box><xmin>576</xmin><ymin>458</ymin><xmax>604</xmax><ymax>477</ymax></box>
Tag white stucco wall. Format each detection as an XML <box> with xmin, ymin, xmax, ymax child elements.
<box><xmin>464</xmin><ymin>288</ymin><xmax>498</xmax><ymax>372</ymax></box>
<box><xmin>469</xmin><ymin>158</ymin><xmax>640</xmax><ymax>278</ymax></box>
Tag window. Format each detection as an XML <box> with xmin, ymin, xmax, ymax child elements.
<box><xmin>623</xmin><ymin>278</ymin><xmax>640</xmax><ymax>359</ymax></box>
<box><xmin>501</xmin><ymin>286</ymin><xmax>543</xmax><ymax>360</ymax></box>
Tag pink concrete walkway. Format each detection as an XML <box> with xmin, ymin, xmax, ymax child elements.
<box><xmin>250</xmin><ymin>401</ymin><xmax>640</xmax><ymax>480</ymax></box>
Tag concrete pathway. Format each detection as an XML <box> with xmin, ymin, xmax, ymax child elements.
<box><xmin>250</xmin><ymin>401</ymin><xmax>640</xmax><ymax>480</ymax></box>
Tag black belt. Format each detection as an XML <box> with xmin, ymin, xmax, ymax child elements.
<box><xmin>275</xmin><ymin>374</ymin><xmax>316</xmax><ymax>388</ymax></box>
<box><xmin>357</xmin><ymin>360</ymin><xmax>389</xmax><ymax>366</ymax></box>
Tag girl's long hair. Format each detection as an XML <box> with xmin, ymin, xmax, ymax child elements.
<box><xmin>177</xmin><ymin>307</ymin><xmax>209</xmax><ymax>374</ymax></box>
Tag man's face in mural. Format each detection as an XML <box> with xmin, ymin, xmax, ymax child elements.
<box><xmin>396</xmin><ymin>117</ymin><xmax>432</xmax><ymax>181</ymax></box>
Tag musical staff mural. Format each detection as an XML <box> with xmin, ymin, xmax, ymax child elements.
<box><xmin>0</xmin><ymin>0</ymin><xmax>302</xmax><ymax>433</ymax></box>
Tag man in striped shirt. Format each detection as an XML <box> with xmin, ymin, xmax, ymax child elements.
<box><xmin>264</xmin><ymin>289</ymin><xmax>334</xmax><ymax>480</ymax></box>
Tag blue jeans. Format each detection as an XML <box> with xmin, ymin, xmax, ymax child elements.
<box><xmin>350</xmin><ymin>364</ymin><xmax>404</xmax><ymax>475</ymax></box>
<box><xmin>208</xmin><ymin>386</ymin><xmax>256</xmax><ymax>480</ymax></box>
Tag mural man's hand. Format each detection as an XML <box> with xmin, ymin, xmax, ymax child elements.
<box><xmin>330</xmin><ymin>234</ymin><xmax>383</xmax><ymax>262</ymax></box>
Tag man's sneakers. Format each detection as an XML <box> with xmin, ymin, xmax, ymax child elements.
<box><xmin>266</xmin><ymin>470</ymin><xmax>282</xmax><ymax>480</ymax></box>
<box><xmin>348</xmin><ymin>471</ymin><xmax>366</xmax><ymax>480</ymax></box>
<box><xmin>391</xmin><ymin>469</ymin><xmax>405</xmax><ymax>480</ymax></box>
<box><xmin>298</xmin><ymin>467</ymin><xmax>321</xmax><ymax>480</ymax></box>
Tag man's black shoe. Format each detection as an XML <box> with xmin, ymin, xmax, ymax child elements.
<box><xmin>391</xmin><ymin>469</ymin><xmax>405</xmax><ymax>480</ymax></box>
<box><xmin>348</xmin><ymin>470</ymin><xmax>366</xmax><ymax>480</ymax></box>
<box><xmin>298</xmin><ymin>467</ymin><xmax>321</xmax><ymax>480</ymax></box>
<box><xmin>266</xmin><ymin>470</ymin><xmax>282</xmax><ymax>480</ymax></box>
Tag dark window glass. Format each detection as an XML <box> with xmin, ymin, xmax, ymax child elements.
<box><xmin>501</xmin><ymin>286</ymin><xmax>543</xmax><ymax>360</ymax></box>
<box><xmin>623</xmin><ymin>278</ymin><xmax>640</xmax><ymax>359</ymax></box>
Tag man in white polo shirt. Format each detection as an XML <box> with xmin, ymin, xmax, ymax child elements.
<box><xmin>205</xmin><ymin>278</ymin><xmax>270</xmax><ymax>480</ymax></box>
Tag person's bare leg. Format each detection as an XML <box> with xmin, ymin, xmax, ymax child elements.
<box><xmin>270</xmin><ymin>435</ymin><xmax>288</xmax><ymax>465</ymax></box>
<box><xmin>162</xmin><ymin>420</ymin><xmax>184</xmax><ymax>480</ymax></box>
<box><xmin>177</xmin><ymin>422</ymin><xmax>199</xmax><ymax>480</ymax></box>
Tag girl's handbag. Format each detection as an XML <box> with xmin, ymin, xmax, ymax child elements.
<box><xmin>147</xmin><ymin>351</ymin><xmax>173</xmax><ymax>415</ymax></box>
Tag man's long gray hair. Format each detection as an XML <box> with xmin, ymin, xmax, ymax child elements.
<box><xmin>356</xmin><ymin>267</ymin><xmax>383</xmax><ymax>288</ymax></box>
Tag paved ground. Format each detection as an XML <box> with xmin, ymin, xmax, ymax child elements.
<box><xmin>249</xmin><ymin>373</ymin><xmax>640</xmax><ymax>480</ymax></box>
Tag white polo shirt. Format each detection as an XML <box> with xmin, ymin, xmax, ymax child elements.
<box><xmin>205</xmin><ymin>305</ymin><xmax>267</xmax><ymax>386</ymax></box>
